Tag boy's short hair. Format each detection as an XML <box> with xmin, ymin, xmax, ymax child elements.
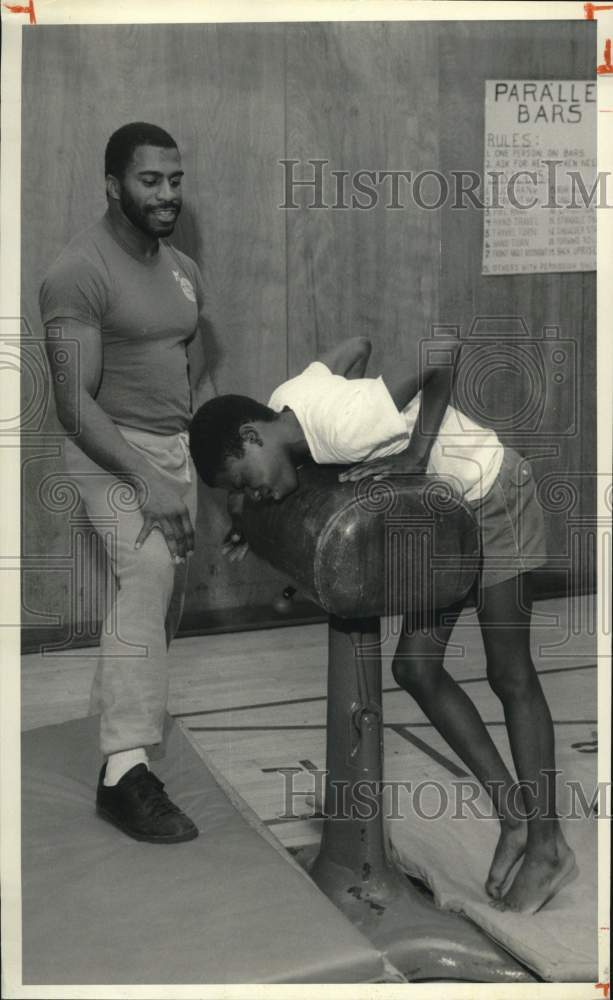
<box><xmin>189</xmin><ymin>395</ymin><xmax>278</xmax><ymax>486</ymax></box>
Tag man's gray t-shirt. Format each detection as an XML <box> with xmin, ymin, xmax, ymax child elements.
<box><xmin>40</xmin><ymin>213</ymin><xmax>204</xmax><ymax>434</ymax></box>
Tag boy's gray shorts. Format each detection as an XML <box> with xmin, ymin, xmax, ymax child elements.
<box><xmin>470</xmin><ymin>447</ymin><xmax>548</xmax><ymax>590</ymax></box>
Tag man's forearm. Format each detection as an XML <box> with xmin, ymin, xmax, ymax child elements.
<box><xmin>64</xmin><ymin>391</ymin><xmax>160</xmax><ymax>488</ymax></box>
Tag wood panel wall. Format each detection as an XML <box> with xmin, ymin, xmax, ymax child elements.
<box><xmin>21</xmin><ymin>24</ymin><xmax>290</xmax><ymax>640</ymax></box>
<box><xmin>438</xmin><ymin>21</ymin><xmax>596</xmax><ymax>593</ymax></box>
<box><xmin>284</xmin><ymin>22</ymin><xmax>441</xmax><ymax>374</ymax></box>
<box><xmin>20</xmin><ymin>20</ymin><xmax>596</xmax><ymax>648</ymax></box>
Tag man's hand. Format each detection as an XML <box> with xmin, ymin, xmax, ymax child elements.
<box><xmin>338</xmin><ymin>454</ymin><xmax>428</xmax><ymax>484</ymax></box>
<box><xmin>221</xmin><ymin>490</ymin><xmax>249</xmax><ymax>562</ymax></box>
<box><xmin>134</xmin><ymin>472</ymin><xmax>195</xmax><ymax>563</ymax></box>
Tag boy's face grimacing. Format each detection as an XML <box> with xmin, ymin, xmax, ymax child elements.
<box><xmin>217</xmin><ymin>425</ymin><xmax>298</xmax><ymax>503</ymax></box>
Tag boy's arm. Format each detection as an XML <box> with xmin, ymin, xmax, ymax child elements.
<box><xmin>339</xmin><ymin>341</ymin><xmax>461</xmax><ymax>482</ymax></box>
<box><xmin>400</xmin><ymin>358</ymin><xmax>458</xmax><ymax>471</ymax></box>
<box><xmin>316</xmin><ymin>337</ymin><xmax>372</xmax><ymax>379</ymax></box>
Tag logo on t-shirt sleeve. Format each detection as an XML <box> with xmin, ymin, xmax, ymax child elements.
<box><xmin>172</xmin><ymin>269</ymin><xmax>197</xmax><ymax>303</ymax></box>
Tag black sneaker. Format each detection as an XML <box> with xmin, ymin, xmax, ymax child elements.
<box><xmin>96</xmin><ymin>764</ymin><xmax>199</xmax><ymax>843</ymax></box>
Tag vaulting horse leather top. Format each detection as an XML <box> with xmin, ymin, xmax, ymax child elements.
<box><xmin>242</xmin><ymin>457</ymin><xmax>480</xmax><ymax>618</ymax></box>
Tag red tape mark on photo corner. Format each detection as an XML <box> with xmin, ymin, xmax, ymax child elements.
<box><xmin>585</xmin><ymin>3</ymin><xmax>613</xmax><ymax>17</ymax></box>
<box><xmin>584</xmin><ymin>4</ymin><xmax>613</xmax><ymax>73</ymax></box>
<box><xmin>598</xmin><ymin>37</ymin><xmax>613</xmax><ymax>72</ymax></box>
<box><xmin>594</xmin><ymin>983</ymin><xmax>610</xmax><ymax>998</ymax></box>
<box><xmin>2</xmin><ymin>0</ymin><xmax>36</xmax><ymax>23</ymax></box>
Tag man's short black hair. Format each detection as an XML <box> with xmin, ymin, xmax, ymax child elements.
<box><xmin>105</xmin><ymin>122</ymin><xmax>178</xmax><ymax>179</ymax></box>
<box><xmin>189</xmin><ymin>395</ymin><xmax>278</xmax><ymax>487</ymax></box>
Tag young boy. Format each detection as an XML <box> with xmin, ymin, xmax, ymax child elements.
<box><xmin>189</xmin><ymin>336</ymin><xmax>576</xmax><ymax>914</ymax></box>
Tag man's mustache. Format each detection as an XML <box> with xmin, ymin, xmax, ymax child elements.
<box><xmin>149</xmin><ymin>203</ymin><xmax>181</xmax><ymax>212</ymax></box>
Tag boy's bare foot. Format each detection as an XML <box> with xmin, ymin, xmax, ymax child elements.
<box><xmin>490</xmin><ymin>834</ymin><xmax>577</xmax><ymax>914</ymax></box>
<box><xmin>486</xmin><ymin>820</ymin><xmax>527</xmax><ymax>899</ymax></box>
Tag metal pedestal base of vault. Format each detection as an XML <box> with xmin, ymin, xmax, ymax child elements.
<box><xmin>306</xmin><ymin>616</ymin><xmax>534</xmax><ymax>983</ymax></box>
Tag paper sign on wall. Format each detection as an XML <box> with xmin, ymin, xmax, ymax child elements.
<box><xmin>482</xmin><ymin>80</ymin><xmax>596</xmax><ymax>275</ymax></box>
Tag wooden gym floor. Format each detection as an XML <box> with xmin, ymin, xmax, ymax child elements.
<box><xmin>21</xmin><ymin>593</ymin><xmax>598</xmax><ymax>853</ymax></box>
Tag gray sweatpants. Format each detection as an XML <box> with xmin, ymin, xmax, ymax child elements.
<box><xmin>64</xmin><ymin>426</ymin><xmax>198</xmax><ymax>756</ymax></box>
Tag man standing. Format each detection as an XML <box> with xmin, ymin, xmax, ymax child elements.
<box><xmin>41</xmin><ymin>123</ymin><xmax>207</xmax><ymax>843</ymax></box>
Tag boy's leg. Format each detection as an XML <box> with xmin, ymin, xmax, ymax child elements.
<box><xmin>477</xmin><ymin>572</ymin><xmax>576</xmax><ymax>913</ymax></box>
<box><xmin>393</xmin><ymin>599</ymin><xmax>527</xmax><ymax>897</ymax></box>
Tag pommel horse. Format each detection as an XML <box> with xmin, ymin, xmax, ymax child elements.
<box><xmin>242</xmin><ymin>456</ymin><xmax>533</xmax><ymax>982</ymax></box>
